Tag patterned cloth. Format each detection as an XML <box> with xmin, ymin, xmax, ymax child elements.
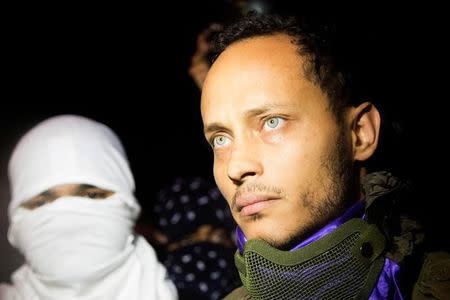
<box><xmin>153</xmin><ymin>177</ymin><xmax>235</xmax><ymax>242</ymax></box>
<box><xmin>153</xmin><ymin>177</ymin><xmax>240</xmax><ymax>300</ymax></box>
<box><xmin>165</xmin><ymin>242</ymin><xmax>240</xmax><ymax>300</ymax></box>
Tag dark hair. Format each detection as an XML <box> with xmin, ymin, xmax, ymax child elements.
<box><xmin>211</xmin><ymin>13</ymin><xmax>363</xmax><ymax>122</ymax></box>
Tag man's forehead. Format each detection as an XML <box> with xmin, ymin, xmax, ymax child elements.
<box><xmin>202</xmin><ymin>35</ymin><xmax>306</xmax><ymax>99</ymax></box>
<box><xmin>206</xmin><ymin>35</ymin><xmax>301</xmax><ymax>80</ymax></box>
<box><xmin>200</xmin><ymin>33</ymin><xmax>326</xmax><ymax>130</ymax></box>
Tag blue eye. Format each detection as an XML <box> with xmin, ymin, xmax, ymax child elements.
<box><xmin>264</xmin><ymin>117</ymin><xmax>283</xmax><ymax>129</ymax></box>
<box><xmin>212</xmin><ymin>135</ymin><xmax>229</xmax><ymax>148</ymax></box>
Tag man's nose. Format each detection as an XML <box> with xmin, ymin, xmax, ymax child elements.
<box><xmin>227</xmin><ymin>139</ymin><xmax>263</xmax><ymax>185</ymax></box>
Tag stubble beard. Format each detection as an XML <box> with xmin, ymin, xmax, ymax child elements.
<box><xmin>268</xmin><ymin>128</ymin><xmax>356</xmax><ymax>250</ymax></box>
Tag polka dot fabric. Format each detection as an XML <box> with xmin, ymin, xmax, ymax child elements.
<box><xmin>153</xmin><ymin>177</ymin><xmax>235</xmax><ymax>242</ymax></box>
<box><xmin>153</xmin><ymin>177</ymin><xmax>240</xmax><ymax>299</ymax></box>
<box><xmin>165</xmin><ymin>242</ymin><xmax>240</xmax><ymax>300</ymax></box>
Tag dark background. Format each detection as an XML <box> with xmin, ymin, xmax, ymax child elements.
<box><xmin>1</xmin><ymin>2</ymin><xmax>446</xmax><ymax>281</ymax></box>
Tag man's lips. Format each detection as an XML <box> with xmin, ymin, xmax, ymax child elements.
<box><xmin>236</xmin><ymin>193</ymin><xmax>280</xmax><ymax>217</ymax></box>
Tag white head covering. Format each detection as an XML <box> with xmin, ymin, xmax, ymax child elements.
<box><xmin>0</xmin><ymin>115</ymin><xmax>178</xmax><ymax>300</ymax></box>
<box><xmin>7</xmin><ymin>114</ymin><xmax>139</xmax><ymax>217</ymax></box>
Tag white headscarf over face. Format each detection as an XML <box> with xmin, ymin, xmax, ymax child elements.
<box><xmin>1</xmin><ymin>115</ymin><xmax>177</xmax><ymax>300</ymax></box>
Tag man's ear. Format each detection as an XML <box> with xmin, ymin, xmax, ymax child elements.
<box><xmin>349</xmin><ymin>102</ymin><xmax>381</xmax><ymax>162</ymax></box>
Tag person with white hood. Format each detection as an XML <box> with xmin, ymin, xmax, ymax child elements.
<box><xmin>0</xmin><ymin>115</ymin><xmax>178</xmax><ymax>300</ymax></box>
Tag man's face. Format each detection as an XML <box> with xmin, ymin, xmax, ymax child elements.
<box><xmin>201</xmin><ymin>34</ymin><xmax>355</xmax><ymax>249</ymax></box>
<box><xmin>20</xmin><ymin>184</ymin><xmax>114</xmax><ymax>210</ymax></box>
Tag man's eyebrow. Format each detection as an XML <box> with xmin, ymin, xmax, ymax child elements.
<box><xmin>204</xmin><ymin>104</ymin><xmax>293</xmax><ymax>135</ymax></box>
<box><xmin>244</xmin><ymin>104</ymin><xmax>292</xmax><ymax>119</ymax></box>
<box><xmin>203</xmin><ymin>123</ymin><xmax>229</xmax><ymax>135</ymax></box>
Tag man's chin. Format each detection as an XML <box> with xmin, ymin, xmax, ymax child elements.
<box><xmin>245</xmin><ymin>231</ymin><xmax>294</xmax><ymax>251</ymax></box>
<box><xmin>240</xmin><ymin>218</ymin><xmax>317</xmax><ymax>251</ymax></box>
<box><xmin>241</xmin><ymin>218</ymin><xmax>294</xmax><ymax>249</ymax></box>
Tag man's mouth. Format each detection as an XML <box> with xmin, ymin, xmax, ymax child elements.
<box><xmin>236</xmin><ymin>193</ymin><xmax>280</xmax><ymax>217</ymax></box>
